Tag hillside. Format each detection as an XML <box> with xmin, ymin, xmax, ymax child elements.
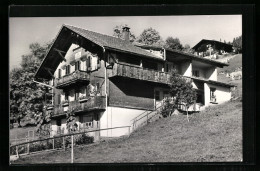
<box><xmin>218</xmin><ymin>54</ymin><xmax>242</xmax><ymax>74</ymax></box>
<box><xmin>12</xmin><ymin>94</ymin><xmax>242</xmax><ymax>163</ymax></box>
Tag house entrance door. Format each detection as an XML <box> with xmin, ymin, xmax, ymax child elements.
<box><xmin>155</xmin><ymin>89</ymin><xmax>162</xmax><ymax>108</ymax></box>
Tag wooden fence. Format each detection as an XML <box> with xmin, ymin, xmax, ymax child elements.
<box><xmin>10</xmin><ymin>126</ymin><xmax>131</xmax><ymax>163</ymax></box>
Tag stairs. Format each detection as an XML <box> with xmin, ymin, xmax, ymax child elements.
<box><xmin>131</xmin><ymin>103</ymin><xmax>163</xmax><ymax>131</ymax></box>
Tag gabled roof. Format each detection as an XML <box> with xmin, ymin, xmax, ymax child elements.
<box><xmin>192</xmin><ymin>39</ymin><xmax>233</xmax><ymax>51</ymax></box>
<box><xmin>64</xmin><ymin>25</ymin><xmax>162</xmax><ymax>60</ymax></box>
<box><xmin>35</xmin><ymin>24</ymin><xmax>163</xmax><ymax>80</ymax></box>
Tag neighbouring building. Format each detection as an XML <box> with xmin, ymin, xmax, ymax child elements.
<box><xmin>192</xmin><ymin>39</ymin><xmax>233</xmax><ymax>58</ymax></box>
<box><xmin>34</xmin><ymin>24</ymin><xmax>234</xmax><ymax>139</ymax></box>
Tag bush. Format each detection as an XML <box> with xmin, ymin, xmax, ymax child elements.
<box><xmin>75</xmin><ymin>133</ymin><xmax>94</xmax><ymax>145</ymax></box>
<box><xmin>64</xmin><ymin>133</ymin><xmax>94</xmax><ymax>147</ymax></box>
<box><xmin>29</xmin><ymin>140</ymin><xmax>53</xmax><ymax>153</ymax></box>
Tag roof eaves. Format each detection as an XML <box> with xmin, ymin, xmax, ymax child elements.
<box><xmin>34</xmin><ymin>24</ymin><xmax>65</xmax><ymax>80</ymax></box>
<box><xmin>63</xmin><ymin>24</ymin><xmax>105</xmax><ymax>49</ymax></box>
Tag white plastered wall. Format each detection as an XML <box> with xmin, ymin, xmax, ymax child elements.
<box><xmin>204</xmin><ymin>83</ymin><xmax>231</xmax><ymax>106</ymax></box>
<box><xmin>180</xmin><ymin>61</ymin><xmax>192</xmax><ymax>77</ymax></box>
<box><xmin>99</xmin><ymin>106</ymin><xmax>148</xmax><ymax>137</ymax></box>
<box><xmin>205</xmin><ymin>67</ymin><xmax>217</xmax><ymax>81</ymax></box>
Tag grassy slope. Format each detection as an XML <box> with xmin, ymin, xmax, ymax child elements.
<box><xmin>13</xmin><ymin>97</ymin><xmax>242</xmax><ymax>163</ymax></box>
<box><xmin>218</xmin><ymin>54</ymin><xmax>242</xmax><ymax>73</ymax></box>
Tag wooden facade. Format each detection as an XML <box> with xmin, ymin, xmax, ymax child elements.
<box><xmin>109</xmin><ymin>63</ymin><xmax>171</xmax><ymax>85</ymax></box>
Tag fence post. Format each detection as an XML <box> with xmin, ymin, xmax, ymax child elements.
<box><xmin>71</xmin><ymin>135</ymin><xmax>74</xmax><ymax>163</ymax></box>
<box><xmin>16</xmin><ymin>145</ymin><xmax>19</xmax><ymax>157</ymax></box>
<box><xmin>63</xmin><ymin>136</ymin><xmax>65</xmax><ymax>151</ymax></box>
<box><xmin>53</xmin><ymin>138</ymin><xmax>55</xmax><ymax>150</ymax></box>
<box><xmin>26</xmin><ymin>136</ymin><xmax>29</xmax><ymax>154</ymax></box>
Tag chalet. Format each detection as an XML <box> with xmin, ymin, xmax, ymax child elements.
<box><xmin>192</xmin><ymin>39</ymin><xmax>233</xmax><ymax>58</ymax></box>
<box><xmin>34</xmin><ymin>24</ymin><xmax>234</xmax><ymax>140</ymax></box>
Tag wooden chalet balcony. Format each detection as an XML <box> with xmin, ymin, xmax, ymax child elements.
<box><xmin>52</xmin><ymin>96</ymin><xmax>106</xmax><ymax>117</ymax></box>
<box><xmin>110</xmin><ymin>63</ymin><xmax>171</xmax><ymax>85</ymax></box>
<box><xmin>56</xmin><ymin>70</ymin><xmax>90</xmax><ymax>89</ymax></box>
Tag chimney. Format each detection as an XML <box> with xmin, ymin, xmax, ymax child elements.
<box><xmin>122</xmin><ymin>25</ymin><xmax>130</xmax><ymax>41</ymax></box>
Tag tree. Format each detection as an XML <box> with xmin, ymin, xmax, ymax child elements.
<box><xmin>232</xmin><ymin>35</ymin><xmax>242</xmax><ymax>53</ymax></box>
<box><xmin>136</xmin><ymin>27</ymin><xmax>162</xmax><ymax>45</ymax></box>
<box><xmin>113</xmin><ymin>24</ymin><xmax>136</xmax><ymax>42</ymax></box>
<box><xmin>161</xmin><ymin>69</ymin><xmax>197</xmax><ymax>122</ymax></box>
<box><xmin>164</xmin><ymin>37</ymin><xmax>183</xmax><ymax>51</ymax></box>
<box><xmin>9</xmin><ymin>41</ymin><xmax>52</xmax><ymax>128</ymax></box>
<box><xmin>182</xmin><ymin>44</ymin><xmax>193</xmax><ymax>53</ymax></box>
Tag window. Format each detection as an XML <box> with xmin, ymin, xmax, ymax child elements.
<box><xmin>80</xmin><ymin>115</ymin><xmax>93</xmax><ymax>128</ymax></box>
<box><xmin>75</xmin><ymin>89</ymin><xmax>79</xmax><ymax>100</ymax></box>
<box><xmin>65</xmin><ymin>65</ymin><xmax>70</xmax><ymax>75</ymax></box>
<box><xmin>56</xmin><ymin>119</ymin><xmax>61</xmax><ymax>126</ymax></box>
<box><xmin>75</xmin><ymin>61</ymin><xmax>81</xmax><ymax>71</ymax></box>
<box><xmin>192</xmin><ymin>70</ymin><xmax>200</xmax><ymax>77</ymax></box>
<box><xmin>163</xmin><ymin>91</ymin><xmax>170</xmax><ymax>98</ymax></box>
<box><xmin>142</xmin><ymin>60</ymin><xmax>158</xmax><ymax>70</ymax></box>
<box><xmin>165</xmin><ymin>62</ymin><xmax>173</xmax><ymax>73</ymax></box>
<box><xmin>65</xmin><ymin>92</ymin><xmax>69</xmax><ymax>101</ymax></box>
<box><xmin>210</xmin><ymin>88</ymin><xmax>216</xmax><ymax>102</ymax></box>
<box><xmin>118</xmin><ymin>55</ymin><xmax>140</xmax><ymax>66</ymax></box>
<box><xmin>58</xmin><ymin>69</ymin><xmax>61</xmax><ymax>78</ymax></box>
<box><xmin>155</xmin><ymin>91</ymin><xmax>160</xmax><ymax>100</ymax></box>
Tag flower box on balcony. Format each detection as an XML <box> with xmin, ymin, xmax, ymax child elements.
<box><xmin>62</xmin><ymin>100</ymin><xmax>69</xmax><ymax>107</ymax></box>
<box><xmin>79</xmin><ymin>96</ymin><xmax>89</xmax><ymax>103</ymax></box>
<box><xmin>46</xmin><ymin>104</ymin><xmax>54</xmax><ymax>110</ymax></box>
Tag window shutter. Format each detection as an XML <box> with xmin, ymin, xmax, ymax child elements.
<box><xmin>87</xmin><ymin>56</ymin><xmax>92</xmax><ymax>71</ymax></box>
<box><xmin>97</xmin><ymin>57</ymin><xmax>101</xmax><ymax>69</ymax></box>
<box><xmin>78</xmin><ymin>61</ymin><xmax>81</xmax><ymax>71</ymax></box>
<box><xmin>86</xmin><ymin>57</ymin><xmax>90</xmax><ymax>71</ymax></box>
<box><xmin>68</xmin><ymin>65</ymin><xmax>70</xmax><ymax>74</ymax></box>
<box><xmin>58</xmin><ymin>69</ymin><xmax>61</xmax><ymax>78</ymax></box>
<box><xmin>75</xmin><ymin>62</ymin><xmax>78</xmax><ymax>71</ymax></box>
<box><xmin>57</xmin><ymin>94</ymin><xmax>61</xmax><ymax>104</ymax></box>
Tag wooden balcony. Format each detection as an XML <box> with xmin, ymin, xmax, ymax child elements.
<box><xmin>109</xmin><ymin>63</ymin><xmax>171</xmax><ymax>85</ymax></box>
<box><xmin>52</xmin><ymin>96</ymin><xmax>106</xmax><ymax>117</ymax></box>
<box><xmin>56</xmin><ymin>70</ymin><xmax>90</xmax><ymax>89</ymax></box>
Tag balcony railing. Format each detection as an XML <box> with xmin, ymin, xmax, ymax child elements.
<box><xmin>56</xmin><ymin>70</ymin><xmax>90</xmax><ymax>89</ymax></box>
<box><xmin>109</xmin><ymin>63</ymin><xmax>171</xmax><ymax>84</ymax></box>
<box><xmin>53</xmin><ymin>96</ymin><xmax>106</xmax><ymax>117</ymax></box>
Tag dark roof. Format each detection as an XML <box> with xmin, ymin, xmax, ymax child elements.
<box><xmin>166</xmin><ymin>48</ymin><xmax>229</xmax><ymax>67</ymax></box>
<box><xmin>134</xmin><ymin>43</ymin><xmax>228</xmax><ymax>67</ymax></box>
<box><xmin>65</xmin><ymin>25</ymin><xmax>163</xmax><ymax>60</ymax></box>
<box><xmin>35</xmin><ymin>25</ymin><xmax>228</xmax><ymax>80</ymax></box>
<box><xmin>192</xmin><ymin>39</ymin><xmax>233</xmax><ymax>51</ymax></box>
<box><xmin>34</xmin><ymin>24</ymin><xmax>164</xmax><ymax>80</ymax></box>
<box><xmin>185</xmin><ymin>76</ymin><xmax>235</xmax><ymax>88</ymax></box>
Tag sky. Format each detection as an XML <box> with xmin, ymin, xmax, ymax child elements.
<box><xmin>9</xmin><ymin>15</ymin><xmax>242</xmax><ymax>70</ymax></box>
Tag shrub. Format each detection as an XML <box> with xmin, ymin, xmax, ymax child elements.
<box><xmin>75</xmin><ymin>133</ymin><xmax>94</xmax><ymax>145</ymax></box>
